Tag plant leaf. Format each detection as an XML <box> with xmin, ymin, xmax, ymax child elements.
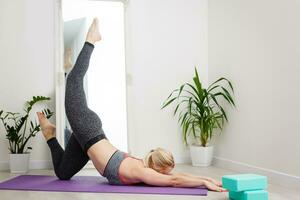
<box><xmin>161</xmin><ymin>97</ymin><xmax>177</xmax><ymax>109</ymax></box>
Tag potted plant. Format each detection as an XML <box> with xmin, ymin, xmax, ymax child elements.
<box><xmin>0</xmin><ymin>96</ymin><xmax>53</xmax><ymax>173</ymax></box>
<box><xmin>162</xmin><ymin>68</ymin><xmax>235</xmax><ymax>166</ymax></box>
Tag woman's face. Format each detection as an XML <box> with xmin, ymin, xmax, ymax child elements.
<box><xmin>157</xmin><ymin>165</ymin><xmax>174</xmax><ymax>175</ymax></box>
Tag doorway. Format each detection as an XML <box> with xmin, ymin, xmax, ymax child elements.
<box><xmin>55</xmin><ymin>0</ymin><xmax>128</xmax><ymax>156</ymax></box>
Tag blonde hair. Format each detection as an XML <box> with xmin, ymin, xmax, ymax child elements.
<box><xmin>144</xmin><ymin>148</ymin><xmax>175</xmax><ymax>172</ymax></box>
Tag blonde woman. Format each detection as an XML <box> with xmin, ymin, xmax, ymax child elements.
<box><xmin>37</xmin><ymin>18</ymin><xmax>225</xmax><ymax>192</ymax></box>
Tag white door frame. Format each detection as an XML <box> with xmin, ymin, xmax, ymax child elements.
<box><xmin>53</xmin><ymin>0</ymin><xmax>130</xmax><ymax>156</ymax></box>
<box><xmin>54</xmin><ymin>0</ymin><xmax>65</xmax><ymax>147</ymax></box>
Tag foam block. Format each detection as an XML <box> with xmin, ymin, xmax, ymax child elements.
<box><xmin>222</xmin><ymin>174</ymin><xmax>267</xmax><ymax>192</ymax></box>
<box><xmin>229</xmin><ymin>190</ymin><xmax>268</xmax><ymax>200</ymax></box>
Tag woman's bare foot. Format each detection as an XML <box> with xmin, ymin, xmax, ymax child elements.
<box><xmin>37</xmin><ymin>112</ymin><xmax>56</xmax><ymax>141</ymax></box>
<box><xmin>86</xmin><ymin>18</ymin><xmax>101</xmax><ymax>44</ymax></box>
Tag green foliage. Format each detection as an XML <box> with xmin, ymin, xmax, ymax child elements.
<box><xmin>162</xmin><ymin>68</ymin><xmax>235</xmax><ymax>147</ymax></box>
<box><xmin>0</xmin><ymin>96</ymin><xmax>54</xmax><ymax>153</ymax></box>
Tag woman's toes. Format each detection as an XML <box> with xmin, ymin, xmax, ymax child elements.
<box><xmin>37</xmin><ymin>112</ymin><xmax>56</xmax><ymax>140</ymax></box>
<box><xmin>86</xmin><ymin>17</ymin><xmax>101</xmax><ymax>44</ymax></box>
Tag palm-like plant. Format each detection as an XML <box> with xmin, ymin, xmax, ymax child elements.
<box><xmin>162</xmin><ymin>68</ymin><xmax>235</xmax><ymax>147</ymax></box>
<box><xmin>0</xmin><ymin>96</ymin><xmax>53</xmax><ymax>153</ymax></box>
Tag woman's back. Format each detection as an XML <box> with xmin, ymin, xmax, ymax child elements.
<box><xmin>87</xmin><ymin>139</ymin><xmax>118</xmax><ymax>175</ymax></box>
<box><xmin>119</xmin><ymin>156</ymin><xmax>145</xmax><ymax>184</ymax></box>
<box><xmin>87</xmin><ymin>138</ymin><xmax>145</xmax><ymax>185</ymax></box>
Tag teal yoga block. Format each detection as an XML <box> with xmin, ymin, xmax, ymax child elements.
<box><xmin>229</xmin><ymin>190</ymin><xmax>268</xmax><ymax>200</ymax></box>
<box><xmin>222</xmin><ymin>174</ymin><xmax>267</xmax><ymax>192</ymax></box>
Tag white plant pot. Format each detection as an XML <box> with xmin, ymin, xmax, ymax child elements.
<box><xmin>189</xmin><ymin>145</ymin><xmax>214</xmax><ymax>167</ymax></box>
<box><xmin>9</xmin><ymin>153</ymin><xmax>30</xmax><ymax>173</ymax></box>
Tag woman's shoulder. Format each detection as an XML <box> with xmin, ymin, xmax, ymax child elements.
<box><xmin>123</xmin><ymin>153</ymin><xmax>143</xmax><ymax>162</ymax></box>
<box><xmin>119</xmin><ymin>154</ymin><xmax>146</xmax><ymax>184</ymax></box>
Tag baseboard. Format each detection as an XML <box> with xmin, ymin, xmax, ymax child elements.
<box><xmin>0</xmin><ymin>160</ymin><xmax>53</xmax><ymax>171</ymax></box>
<box><xmin>0</xmin><ymin>154</ymin><xmax>191</xmax><ymax>171</ymax></box>
<box><xmin>213</xmin><ymin>156</ymin><xmax>300</xmax><ymax>190</ymax></box>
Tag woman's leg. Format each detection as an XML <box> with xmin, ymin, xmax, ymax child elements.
<box><xmin>65</xmin><ymin>18</ymin><xmax>106</xmax><ymax>152</ymax></box>
<box><xmin>37</xmin><ymin>112</ymin><xmax>89</xmax><ymax>180</ymax></box>
<box><xmin>47</xmin><ymin>135</ymin><xmax>89</xmax><ymax>180</ymax></box>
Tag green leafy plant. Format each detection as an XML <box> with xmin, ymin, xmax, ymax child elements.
<box><xmin>0</xmin><ymin>96</ymin><xmax>54</xmax><ymax>154</ymax></box>
<box><xmin>162</xmin><ymin>68</ymin><xmax>235</xmax><ymax>147</ymax></box>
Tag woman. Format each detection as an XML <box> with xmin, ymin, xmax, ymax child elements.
<box><xmin>37</xmin><ymin>18</ymin><xmax>226</xmax><ymax>192</ymax></box>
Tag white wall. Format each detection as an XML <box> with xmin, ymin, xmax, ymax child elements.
<box><xmin>0</xmin><ymin>0</ymin><xmax>55</xmax><ymax>169</ymax></box>
<box><xmin>0</xmin><ymin>0</ymin><xmax>208</xmax><ymax>169</ymax></box>
<box><xmin>208</xmin><ymin>0</ymin><xmax>300</xmax><ymax>177</ymax></box>
<box><xmin>125</xmin><ymin>0</ymin><xmax>208</xmax><ymax>162</ymax></box>
<box><xmin>1</xmin><ymin>0</ymin><xmax>298</xmax><ymax>182</ymax></box>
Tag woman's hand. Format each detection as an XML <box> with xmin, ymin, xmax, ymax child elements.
<box><xmin>174</xmin><ymin>172</ymin><xmax>223</xmax><ymax>187</ymax></box>
<box><xmin>204</xmin><ymin>180</ymin><xmax>227</xmax><ymax>192</ymax></box>
<box><xmin>209</xmin><ymin>178</ymin><xmax>222</xmax><ymax>187</ymax></box>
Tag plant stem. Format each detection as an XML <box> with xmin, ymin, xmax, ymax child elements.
<box><xmin>22</xmin><ymin>134</ymin><xmax>33</xmax><ymax>151</ymax></box>
<box><xmin>20</xmin><ymin>117</ymin><xmax>28</xmax><ymax>149</ymax></box>
<box><xmin>14</xmin><ymin>141</ymin><xmax>17</xmax><ymax>153</ymax></box>
<box><xmin>201</xmin><ymin>134</ymin><xmax>207</xmax><ymax>147</ymax></box>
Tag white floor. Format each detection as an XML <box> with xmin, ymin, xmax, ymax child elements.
<box><xmin>0</xmin><ymin>164</ymin><xmax>299</xmax><ymax>200</ymax></box>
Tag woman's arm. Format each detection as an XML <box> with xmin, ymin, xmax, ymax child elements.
<box><xmin>172</xmin><ymin>172</ymin><xmax>222</xmax><ymax>186</ymax></box>
<box><xmin>133</xmin><ymin>168</ymin><xmax>226</xmax><ymax>191</ymax></box>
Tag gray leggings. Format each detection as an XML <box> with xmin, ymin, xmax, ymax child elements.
<box><xmin>47</xmin><ymin>42</ymin><xmax>125</xmax><ymax>184</ymax></box>
<box><xmin>65</xmin><ymin>42</ymin><xmax>107</xmax><ymax>152</ymax></box>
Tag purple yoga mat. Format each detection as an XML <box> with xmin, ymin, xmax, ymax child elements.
<box><xmin>0</xmin><ymin>175</ymin><xmax>207</xmax><ymax>196</ymax></box>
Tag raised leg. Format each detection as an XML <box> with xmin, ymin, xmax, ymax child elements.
<box><xmin>64</xmin><ymin>18</ymin><xmax>106</xmax><ymax>152</ymax></box>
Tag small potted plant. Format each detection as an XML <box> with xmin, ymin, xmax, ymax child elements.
<box><xmin>162</xmin><ymin>68</ymin><xmax>235</xmax><ymax>166</ymax></box>
<box><xmin>0</xmin><ymin>96</ymin><xmax>53</xmax><ymax>173</ymax></box>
